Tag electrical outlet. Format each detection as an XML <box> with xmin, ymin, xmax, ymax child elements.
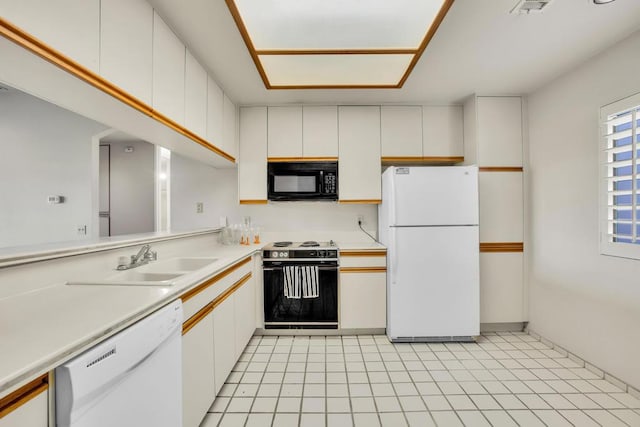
<box><xmin>357</xmin><ymin>215</ymin><xmax>364</xmax><ymax>226</ymax></box>
<box><xmin>196</xmin><ymin>202</ymin><xmax>204</xmax><ymax>213</ymax></box>
<box><xmin>77</xmin><ymin>225</ymin><xmax>87</xmax><ymax>236</ymax></box>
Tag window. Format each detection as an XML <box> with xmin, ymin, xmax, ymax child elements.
<box><xmin>600</xmin><ymin>92</ymin><xmax>640</xmax><ymax>259</ymax></box>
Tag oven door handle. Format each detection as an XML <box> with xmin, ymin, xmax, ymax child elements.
<box><xmin>263</xmin><ymin>266</ymin><xmax>338</xmax><ymax>271</ymax></box>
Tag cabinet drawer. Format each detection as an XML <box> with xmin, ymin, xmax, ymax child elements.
<box><xmin>181</xmin><ymin>257</ymin><xmax>252</xmax><ymax>319</ymax></box>
<box><xmin>340</xmin><ymin>252</ymin><xmax>387</xmax><ymax>268</ymax></box>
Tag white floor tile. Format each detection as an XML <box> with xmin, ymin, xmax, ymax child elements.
<box><xmin>351</xmin><ymin>396</ymin><xmax>377</xmax><ymax>412</ymax></box>
<box><xmin>302</xmin><ymin>397</ymin><xmax>325</xmax><ymax>413</ymax></box>
<box><xmin>456</xmin><ymin>410</ymin><xmax>491</xmax><ymax>427</ymax></box>
<box><xmin>531</xmin><ymin>410</ymin><xmax>573</xmax><ymax>427</ymax></box>
<box><xmin>328</xmin><ymin>413</ymin><xmax>353</xmax><ymax>427</ymax></box>
<box><xmin>562</xmin><ymin>393</ymin><xmax>601</xmax><ymax>409</ymax></box>
<box><xmin>354</xmin><ymin>413</ymin><xmax>382</xmax><ymax>427</ymax></box>
<box><xmin>583</xmin><ymin>409</ymin><xmax>628</xmax><ymax>426</ymax></box>
<box><xmin>273</xmin><ymin>413</ymin><xmax>299</xmax><ymax>427</ymax></box>
<box><xmin>327</xmin><ymin>396</ymin><xmax>351</xmax><ymax>413</ymax></box>
<box><xmin>276</xmin><ymin>397</ymin><xmax>301</xmax><ymax>413</ymax></box>
<box><xmin>481</xmin><ymin>410</ymin><xmax>518</xmax><ymax>427</ymax></box>
<box><xmin>234</xmin><ymin>383</ymin><xmax>259</xmax><ymax>397</ymax></box>
<box><xmin>250</xmin><ymin>396</ymin><xmax>277</xmax><ymax>413</ymax></box>
<box><xmin>539</xmin><ymin>393</ymin><xmax>576</xmax><ymax>410</ymax></box>
<box><xmin>245</xmin><ymin>413</ymin><xmax>273</xmax><ymax>427</ymax></box>
<box><xmin>200</xmin><ymin>413</ymin><xmax>222</xmax><ymax>427</ymax></box>
<box><xmin>423</xmin><ymin>395</ymin><xmax>452</xmax><ymax>411</ymax></box>
<box><xmin>516</xmin><ymin>394</ymin><xmax>552</xmax><ymax>410</ymax></box>
<box><xmin>380</xmin><ymin>412</ymin><xmax>408</xmax><ymax>427</ymax></box>
<box><xmin>218</xmin><ymin>413</ymin><xmax>248</xmax><ymax>427</ymax></box>
<box><xmin>372</xmin><ymin>383</ymin><xmax>396</xmax><ymax>397</ymax></box>
<box><xmin>226</xmin><ymin>397</ymin><xmax>253</xmax><ymax>413</ymax></box>
<box><xmin>398</xmin><ymin>395</ymin><xmax>427</xmax><ymax>412</ymax></box>
<box><xmin>609</xmin><ymin>408</ymin><xmax>640</xmax><ymax>425</ymax></box>
<box><xmin>507</xmin><ymin>409</ymin><xmax>545</xmax><ymax>426</ymax></box>
<box><xmin>209</xmin><ymin>396</ymin><xmax>230</xmax><ymax>413</ymax></box>
<box><xmin>558</xmin><ymin>409</ymin><xmax>600</xmax><ymax>427</ymax></box>
<box><xmin>404</xmin><ymin>411</ymin><xmax>436</xmax><ymax>427</ymax></box>
<box><xmin>471</xmin><ymin>394</ymin><xmax>501</xmax><ymax>410</ymax></box>
<box><xmin>430</xmin><ymin>411</ymin><xmax>463</xmax><ymax>427</ymax></box>
<box><xmin>610</xmin><ymin>392</ymin><xmax>640</xmax><ymax>408</ymax></box>
<box><xmin>375</xmin><ymin>396</ymin><xmax>402</xmax><ymax>412</ymax></box>
<box><xmin>588</xmin><ymin>393</ymin><xmax>627</xmax><ymax>409</ymax></box>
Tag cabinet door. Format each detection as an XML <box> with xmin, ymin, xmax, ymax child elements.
<box><xmin>477</xmin><ymin>97</ymin><xmax>523</xmax><ymax>167</ymax></box>
<box><xmin>303</xmin><ymin>106</ymin><xmax>338</xmax><ymax>158</ymax></box>
<box><xmin>480</xmin><ymin>253</ymin><xmax>524</xmax><ymax>323</ymax></box>
<box><xmin>184</xmin><ymin>51</ymin><xmax>207</xmax><ymax>138</ymax></box>
<box><xmin>207</xmin><ymin>77</ymin><xmax>224</xmax><ymax>150</ymax></box>
<box><xmin>223</xmin><ymin>94</ymin><xmax>238</xmax><ymax>159</ymax></box>
<box><xmin>234</xmin><ymin>276</ymin><xmax>256</xmax><ymax>358</ymax></box>
<box><xmin>381</xmin><ymin>106</ymin><xmax>422</xmax><ymax>158</ymax></box>
<box><xmin>340</xmin><ymin>272</ymin><xmax>386</xmax><ymax>329</ymax></box>
<box><xmin>213</xmin><ymin>295</ymin><xmax>236</xmax><ymax>394</ymax></box>
<box><xmin>239</xmin><ymin>107</ymin><xmax>267</xmax><ymax>201</ymax></box>
<box><xmin>0</xmin><ymin>388</ymin><xmax>47</xmax><ymax>427</ymax></box>
<box><xmin>152</xmin><ymin>11</ymin><xmax>186</xmax><ymax>125</ymax></box>
<box><xmin>182</xmin><ymin>312</ymin><xmax>215</xmax><ymax>427</ymax></box>
<box><xmin>100</xmin><ymin>0</ymin><xmax>153</xmax><ymax>105</ymax></box>
<box><xmin>0</xmin><ymin>0</ymin><xmax>100</xmax><ymax>72</ymax></box>
<box><xmin>267</xmin><ymin>106</ymin><xmax>303</xmax><ymax>158</ymax></box>
<box><xmin>423</xmin><ymin>106</ymin><xmax>464</xmax><ymax>157</ymax></box>
<box><xmin>338</xmin><ymin>106</ymin><xmax>382</xmax><ymax>202</ymax></box>
<box><xmin>479</xmin><ymin>172</ymin><xmax>523</xmax><ymax>243</ymax></box>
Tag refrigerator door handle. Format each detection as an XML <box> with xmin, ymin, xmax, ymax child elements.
<box><xmin>391</xmin><ymin>228</ymin><xmax>398</xmax><ymax>286</ymax></box>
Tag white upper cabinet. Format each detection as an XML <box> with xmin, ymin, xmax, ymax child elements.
<box><xmin>303</xmin><ymin>106</ymin><xmax>338</xmax><ymax>158</ymax></box>
<box><xmin>152</xmin><ymin>11</ymin><xmax>185</xmax><ymax>125</ymax></box>
<box><xmin>380</xmin><ymin>106</ymin><xmax>423</xmax><ymax>158</ymax></box>
<box><xmin>267</xmin><ymin>106</ymin><xmax>303</xmax><ymax>158</ymax></box>
<box><xmin>223</xmin><ymin>94</ymin><xmax>238</xmax><ymax>159</ymax></box>
<box><xmin>477</xmin><ymin>97</ymin><xmax>523</xmax><ymax>166</ymax></box>
<box><xmin>239</xmin><ymin>107</ymin><xmax>267</xmax><ymax>201</ymax></box>
<box><xmin>184</xmin><ymin>51</ymin><xmax>207</xmax><ymax>138</ymax></box>
<box><xmin>206</xmin><ymin>76</ymin><xmax>224</xmax><ymax>149</ymax></box>
<box><xmin>100</xmin><ymin>0</ymin><xmax>152</xmax><ymax>105</ymax></box>
<box><xmin>0</xmin><ymin>0</ymin><xmax>100</xmax><ymax>71</ymax></box>
<box><xmin>338</xmin><ymin>106</ymin><xmax>381</xmax><ymax>202</ymax></box>
<box><xmin>423</xmin><ymin>105</ymin><xmax>464</xmax><ymax>157</ymax></box>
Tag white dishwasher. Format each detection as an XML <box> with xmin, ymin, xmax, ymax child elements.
<box><xmin>55</xmin><ymin>300</ymin><xmax>183</xmax><ymax>427</ymax></box>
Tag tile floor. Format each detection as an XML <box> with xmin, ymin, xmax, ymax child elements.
<box><xmin>200</xmin><ymin>332</ymin><xmax>640</xmax><ymax>426</ymax></box>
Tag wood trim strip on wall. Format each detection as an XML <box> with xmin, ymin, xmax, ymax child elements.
<box><xmin>339</xmin><ymin>200</ymin><xmax>382</xmax><ymax>205</ymax></box>
<box><xmin>479</xmin><ymin>242</ymin><xmax>524</xmax><ymax>253</ymax></box>
<box><xmin>180</xmin><ymin>257</ymin><xmax>252</xmax><ymax>303</ymax></box>
<box><xmin>269</xmin><ymin>84</ymin><xmax>399</xmax><ymax>90</ymax></box>
<box><xmin>267</xmin><ymin>157</ymin><xmax>339</xmax><ymax>162</ymax></box>
<box><xmin>397</xmin><ymin>0</ymin><xmax>456</xmax><ymax>87</ymax></box>
<box><xmin>212</xmin><ymin>272</ymin><xmax>252</xmax><ymax>309</ymax></box>
<box><xmin>340</xmin><ymin>266</ymin><xmax>387</xmax><ymax>273</ymax></box>
<box><xmin>182</xmin><ymin>272</ymin><xmax>253</xmax><ymax>335</ymax></box>
<box><xmin>381</xmin><ymin>156</ymin><xmax>464</xmax><ymax>165</ymax></box>
<box><xmin>339</xmin><ymin>250</ymin><xmax>387</xmax><ymax>257</ymax></box>
<box><xmin>0</xmin><ymin>17</ymin><xmax>235</xmax><ymax>163</ymax></box>
<box><xmin>257</xmin><ymin>49</ymin><xmax>418</xmax><ymax>56</ymax></box>
<box><xmin>479</xmin><ymin>167</ymin><xmax>523</xmax><ymax>172</ymax></box>
<box><xmin>0</xmin><ymin>374</ymin><xmax>48</xmax><ymax>419</ymax></box>
<box><xmin>239</xmin><ymin>200</ymin><xmax>269</xmax><ymax>205</ymax></box>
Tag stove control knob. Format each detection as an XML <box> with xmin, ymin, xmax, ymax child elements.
<box><xmin>272</xmin><ymin>251</ymin><xmax>279</xmax><ymax>258</ymax></box>
<box><xmin>280</xmin><ymin>252</ymin><xmax>288</xmax><ymax>258</ymax></box>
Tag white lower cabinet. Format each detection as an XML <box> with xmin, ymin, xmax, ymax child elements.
<box><xmin>340</xmin><ymin>272</ymin><xmax>386</xmax><ymax>329</ymax></box>
<box><xmin>182</xmin><ymin>312</ymin><xmax>215</xmax><ymax>427</ymax></box>
<box><xmin>213</xmin><ymin>296</ymin><xmax>237</xmax><ymax>395</ymax></box>
<box><xmin>479</xmin><ymin>252</ymin><xmax>524</xmax><ymax>323</ymax></box>
<box><xmin>0</xmin><ymin>388</ymin><xmax>47</xmax><ymax>427</ymax></box>
<box><xmin>234</xmin><ymin>275</ymin><xmax>256</xmax><ymax>359</ymax></box>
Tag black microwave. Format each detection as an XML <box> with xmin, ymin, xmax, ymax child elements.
<box><xmin>267</xmin><ymin>161</ymin><xmax>338</xmax><ymax>201</ymax></box>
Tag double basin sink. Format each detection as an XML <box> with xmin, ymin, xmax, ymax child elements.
<box><xmin>67</xmin><ymin>257</ymin><xmax>218</xmax><ymax>286</ymax></box>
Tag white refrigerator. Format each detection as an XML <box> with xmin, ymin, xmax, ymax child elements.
<box><xmin>379</xmin><ymin>166</ymin><xmax>479</xmax><ymax>342</ymax></box>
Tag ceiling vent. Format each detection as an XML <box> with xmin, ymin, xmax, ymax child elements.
<box><xmin>510</xmin><ymin>0</ymin><xmax>553</xmax><ymax>14</ymax></box>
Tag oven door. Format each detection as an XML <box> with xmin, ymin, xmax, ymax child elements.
<box><xmin>263</xmin><ymin>262</ymin><xmax>338</xmax><ymax>328</ymax></box>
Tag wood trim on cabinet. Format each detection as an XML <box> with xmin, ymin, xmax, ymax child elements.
<box><xmin>0</xmin><ymin>17</ymin><xmax>235</xmax><ymax>163</ymax></box>
<box><xmin>239</xmin><ymin>199</ymin><xmax>268</xmax><ymax>205</ymax></box>
<box><xmin>339</xmin><ymin>250</ymin><xmax>387</xmax><ymax>257</ymax></box>
<box><xmin>0</xmin><ymin>374</ymin><xmax>48</xmax><ymax>419</ymax></box>
<box><xmin>182</xmin><ymin>272</ymin><xmax>253</xmax><ymax>335</ymax></box>
<box><xmin>479</xmin><ymin>242</ymin><xmax>524</xmax><ymax>253</ymax></box>
<box><xmin>180</xmin><ymin>257</ymin><xmax>252</xmax><ymax>303</ymax></box>
<box><xmin>212</xmin><ymin>272</ymin><xmax>252</xmax><ymax>309</ymax></box>
<box><xmin>381</xmin><ymin>156</ymin><xmax>464</xmax><ymax>165</ymax></box>
<box><xmin>267</xmin><ymin>157</ymin><xmax>339</xmax><ymax>163</ymax></box>
<box><xmin>479</xmin><ymin>167</ymin><xmax>523</xmax><ymax>172</ymax></box>
<box><xmin>340</xmin><ymin>266</ymin><xmax>387</xmax><ymax>273</ymax></box>
<box><xmin>224</xmin><ymin>0</ymin><xmax>454</xmax><ymax>89</ymax></box>
<box><xmin>339</xmin><ymin>200</ymin><xmax>382</xmax><ymax>205</ymax></box>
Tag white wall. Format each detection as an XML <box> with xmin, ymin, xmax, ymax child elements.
<box><xmin>0</xmin><ymin>88</ymin><xmax>107</xmax><ymax>248</ymax></box>
<box><xmin>107</xmin><ymin>140</ymin><xmax>155</xmax><ymax>236</ymax></box>
<box><xmin>170</xmin><ymin>157</ymin><xmax>378</xmax><ymax>242</ymax></box>
<box><xmin>527</xmin><ymin>30</ymin><xmax>640</xmax><ymax>389</ymax></box>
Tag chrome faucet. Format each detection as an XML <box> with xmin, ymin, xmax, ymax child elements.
<box><xmin>117</xmin><ymin>244</ymin><xmax>157</xmax><ymax>270</ymax></box>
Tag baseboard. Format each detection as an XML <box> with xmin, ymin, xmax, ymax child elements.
<box><xmin>526</xmin><ymin>327</ymin><xmax>640</xmax><ymax>398</ymax></box>
<box><xmin>480</xmin><ymin>322</ymin><xmax>526</xmax><ymax>332</ymax></box>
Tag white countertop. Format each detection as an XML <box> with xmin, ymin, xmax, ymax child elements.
<box><xmin>0</xmin><ymin>244</ymin><xmax>258</xmax><ymax>397</ymax></box>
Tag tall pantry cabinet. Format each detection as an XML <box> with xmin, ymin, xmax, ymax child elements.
<box><xmin>464</xmin><ymin>96</ymin><xmax>525</xmax><ymax>325</ymax></box>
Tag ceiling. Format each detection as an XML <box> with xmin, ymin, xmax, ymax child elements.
<box><xmin>147</xmin><ymin>0</ymin><xmax>640</xmax><ymax>106</ymax></box>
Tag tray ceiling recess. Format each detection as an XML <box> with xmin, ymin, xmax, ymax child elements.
<box><xmin>225</xmin><ymin>0</ymin><xmax>455</xmax><ymax>89</ymax></box>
